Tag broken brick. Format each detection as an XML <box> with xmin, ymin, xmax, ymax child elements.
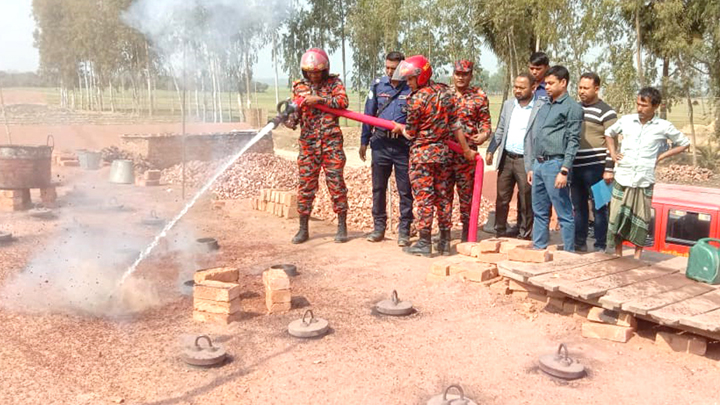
<box><xmin>472</xmin><ymin>251</ymin><xmax>508</xmax><ymax>264</ymax></box>
<box><xmin>457</xmin><ymin>264</ymin><xmax>498</xmax><ymax>282</ymax></box>
<box><xmin>430</xmin><ymin>259</ymin><xmax>452</xmax><ymax>276</ymax></box>
<box><xmin>477</xmin><ymin>238</ymin><xmax>503</xmax><ymax>253</ymax></box>
<box><xmin>194</xmin><ymin>267</ymin><xmax>239</xmax><ymax>284</ymax></box>
<box><xmin>499</xmin><ymin>238</ymin><xmax>532</xmax><ymax>254</ymax></box>
<box><xmin>456</xmin><ymin>242</ymin><xmax>476</xmax><ymax>256</ymax></box>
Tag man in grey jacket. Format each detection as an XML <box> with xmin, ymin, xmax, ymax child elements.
<box><xmin>486</xmin><ymin>72</ymin><xmax>544</xmax><ymax>239</ymax></box>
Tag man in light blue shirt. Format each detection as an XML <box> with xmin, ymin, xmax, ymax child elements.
<box><xmin>605</xmin><ymin>86</ymin><xmax>690</xmax><ymax>259</ymax></box>
<box><xmin>486</xmin><ymin>72</ymin><xmax>545</xmax><ymax>239</ymax></box>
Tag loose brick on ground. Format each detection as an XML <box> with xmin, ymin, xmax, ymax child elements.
<box><xmin>499</xmin><ymin>238</ymin><xmax>532</xmax><ymax>254</ymax></box>
<box><xmin>472</xmin><ymin>251</ymin><xmax>508</xmax><ymax>264</ymax></box>
<box><xmin>457</xmin><ymin>264</ymin><xmax>498</xmax><ymax>282</ymax></box>
<box><xmin>476</xmin><ymin>238</ymin><xmax>503</xmax><ymax>253</ymax></box>
<box><xmin>655</xmin><ymin>331</ymin><xmax>708</xmax><ymax>355</ymax></box>
<box><xmin>581</xmin><ymin>322</ymin><xmax>634</xmax><ymax>342</ymax></box>
<box><xmin>456</xmin><ymin>242</ymin><xmax>476</xmax><ymax>256</ymax></box>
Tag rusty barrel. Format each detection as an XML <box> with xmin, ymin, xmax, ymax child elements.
<box><xmin>0</xmin><ymin>137</ymin><xmax>53</xmax><ymax>189</ymax></box>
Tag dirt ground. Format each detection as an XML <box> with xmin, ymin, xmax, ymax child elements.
<box><xmin>0</xmin><ymin>103</ymin><xmax>719</xmax><ymax>404</ymax></box>
<box><xmin>1</xmin><ymin>153</ymin><xmax>719</xmax><ymax>405</ymax></box>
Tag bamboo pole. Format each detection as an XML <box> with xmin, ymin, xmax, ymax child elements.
<box><xmin>0</xmin><ymin>87</ymin><xmax>11</xmax><ymax>144</ymax></box>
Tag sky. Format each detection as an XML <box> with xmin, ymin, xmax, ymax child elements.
<box><xmin>0</xmin><ymin>0</ymin><xmax>500</xmax><ymax>80</ymax></box>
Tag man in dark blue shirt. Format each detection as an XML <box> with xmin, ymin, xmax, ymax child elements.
<box><xmin>529</xmin><ymin>52</ymin><xmax>550</xmax><ymax>101</ymax></box>
<box><xmin>360</xmin><ymin>51</ymin><xmax>414</xmax><ymax>246</ymax></box>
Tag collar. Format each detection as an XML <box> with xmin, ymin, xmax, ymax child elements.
<box><xmin>550</xmin><ymin>92</ymin><xmax>568</xmax><ymax>104</ymax></box>
<box><xmin>633</xmin><ymin>113</ymin><xmax>659</xmax><ymax>125</ymax></box>
<box><xmin>514</xmin><ymin>98</ymin><xmax>534</xmax><ymax>109</ymax></box>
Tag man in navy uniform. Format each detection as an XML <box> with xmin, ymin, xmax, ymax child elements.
<box><xmin>359</xmin><ymin>51</ymin><xmax>414</xmax><ymax>246</ymax></box>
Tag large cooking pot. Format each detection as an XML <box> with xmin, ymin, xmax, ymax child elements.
<box><xmin>0</xmin><ymin>135</ymin><xmax>53</xmax><ymax>189</ymax></box>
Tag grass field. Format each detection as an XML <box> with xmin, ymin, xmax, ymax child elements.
<box><xmin>8</xmin><ymin>86</ymin><xmax>716</xmax><ymax>132</ymax></box>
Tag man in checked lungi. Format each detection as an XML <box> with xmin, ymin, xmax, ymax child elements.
<box><xmin>605</xmin><ymin>87</ymin><xmax>690</xmax><ymax>259</ymax></box>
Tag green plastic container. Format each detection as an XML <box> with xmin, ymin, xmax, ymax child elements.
<box><xmin>686</xmin><ymin>238</ymin><xmax>720</xmax><ymax>284</ymax></box>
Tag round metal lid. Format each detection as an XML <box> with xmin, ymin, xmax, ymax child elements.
<box><xmin>288</xmin><ymin>310</ymin><xmax>329</xmax><ymax>338</ymax></box>
<box><xmin>180</xmin><ymin>335</ymin><xmax>227</xmax><ymax>367</ymax></box>
<box><xmin>376</xmin><ymin>290</ymin><xmax>413</xmax><ymax>316</ymax></box>
<box><xmin>538</xmin><ymin>343</ymin><xmax>586</xmax><ymax>380</ymax></box>
<box><xmin>105</xmin><ymin>197</ymin><xmax>124</xmax><ymax>211</ymax></box>
<box><xmin>196</xmin><ymin>237</ymin><xmax>220</xmax><ymax>253</ymax></box>
<box><xmin>0</xmin><ymin>232</ymin><xmax>12</xmax><ymax>243</ymax></box>
<box><xmin>141</xmin><ymin>210</ymin><xmax>165</xmax><ymax>226</ymax></box>
<box><xmin>28</xmin><ymin>208</ymin><xmax>54</xmax><ymax>219</ymax></box>
<box><xmin>427</xmin><ymin>385</ymin><xmax>478</xmax><ymax>405</ymax></box>
<box><xmin>271</xmin><ymin>264</ymin><xmax>298</xmax><ymax>277</ymax></box>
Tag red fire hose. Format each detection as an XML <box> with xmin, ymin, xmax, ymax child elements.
<box><xmin>291</xmin><ymin>99</ymin><xmax>485</xmax><ymax>243</ymax></box>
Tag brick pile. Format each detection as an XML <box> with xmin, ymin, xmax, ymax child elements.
<box><xmin>0</xmin><ymin>189</ymin><xmax>31</xmax><ymax>212</ymax></box>
<box><xmin>262</xmin><ymin>268</ymin><xmax>292</xmax><ymax>313</ymax></box>
<box><xmin>656</xmin><ymin>164</ymin><xmax>714</xmax><ymax>184</ymax></box>
<box><xmin>581</xmin><ymin>307</ymin><xmax>637</xmax><ymax>343</ymax></box>
<box><xmin>135</xmin><ymin>170</ymin><xmax>161</xmax><ymax>187</ymax></box>
<box><xmin>53</xmin><ymin>151</ymin><xmax>80</xmax><ymax>167</ymax></box>
<box><xmin>655</xmin><ymin>331</ymin><xmax>707</xmax><ymax>355</ymax></box>
<box><xmin>250</xmin><ymin>189</ymin><xmax>298</xmax><ymax>219</ymax></box>
<box><xmin>193</xmin><ymin>267</ymin><xmax>242</xmax><ymax>324</ymax></box>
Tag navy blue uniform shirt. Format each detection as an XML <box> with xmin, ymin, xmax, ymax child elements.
<box><xmin>361</xmin><ymin>76</ymin><xmax>411</xmax><ymax>146</ymax></box>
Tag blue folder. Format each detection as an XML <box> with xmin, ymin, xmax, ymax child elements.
<box><xmin>591</xmin><ymin>180</ymin><xmax>613</xmax><ymax>210</ymax></box>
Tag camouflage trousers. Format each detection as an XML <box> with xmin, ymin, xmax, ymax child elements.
<box><xmin>409</xmin><ymin>162</ymin><xmax>452</xmax><ymax>231</ymax></box>
<box><xmin>447</xmin><ymin>153</ymin><xmax>476</xmax><ymax>224</ymax></box>
<box><xmin>297</xmin><ymin>142</ymin><xmax>349</xmax><ymax>216</ymax></box>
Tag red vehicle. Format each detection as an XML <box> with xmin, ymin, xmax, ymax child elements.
<box><xmin>641</xmin><ymin>183</ymin><xmax>720</xmax><ymax>256</ymax></box>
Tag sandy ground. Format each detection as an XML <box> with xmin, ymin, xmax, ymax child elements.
<box><xmin>0</xmin><ymin>159</ymin><xmax>719</xmax><ymax>405</ymax></box>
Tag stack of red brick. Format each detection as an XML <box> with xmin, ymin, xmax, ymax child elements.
<box><xmin>250</xmin><ymin>189</ymin><xmax>299</xmax><ymax>219</ymax></box>
<box><xmin>262</xmin><ymin>268</ymin><xmax>292</xmax><ymax>313</ymax></box>
<box><xmin>53</xmin><ymin>151</ymin><xmax>80</xmax><ymax>167</ymax></box>
<box><xmin>193</xmin><ymin>267</ymin><xmax>242</xmax><ymax>324</ymax></box>
<box><xmin>428</xmin><ymin>238</ymin><xmax>550</xmax><ymax>283</ymax></box>
<box><xmin>0</xmin><ymin>187</ymin><xmax>57</xmax><ymax>211</ymax></box>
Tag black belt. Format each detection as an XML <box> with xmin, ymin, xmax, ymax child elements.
<box><xmin>505</xmin><ymin>151</ymin><xmax>523</xmax><ymax>159</ymax></box>
<box><xmin>536</xmin><ymin>155</ymin><xmax>563</xmax><ymax>163</ymax></box>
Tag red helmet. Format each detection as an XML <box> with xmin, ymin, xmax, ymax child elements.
<box><xmin>300</xmin><ymin>48</ymin><xmax>330</xmax><ymax>72</ymax></box>
<box><xmin>392</xmin><ymin>55</ymin><xmax>432</xmax><ymax>86</ymax></box>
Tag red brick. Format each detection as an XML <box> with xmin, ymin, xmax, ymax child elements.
<box><xmin>456</xmin><ymin>242</ymin><xmax>476</xmax><ymax>256</ymax></box>
<box><xmin>193</xmin><ymin>298</ymin><xmax>241</xmax><ymax>314</ymax></box>
<box><xmin>144</xmin><ymin>170</ymin><xmax>162</xmax><ymax>181</ymax></box>
<box><xmin>193</xmin><ymin>310</ymin><xmax>242</xmax><ymax>324</ymax></box>
<box><xmin>472</xmin><ymin>251</ymin><xmax>508</xmax><ymax>264</ymax></box>
<box><xmin>194</xmin><ymin>267</ymin><xmax>239</xmax><ymax>284</ymax></box>
<box><xmin>40</xmin><ymin>187</ymin><xmax>57</xmax><ymax>205</ymax></box>
<box><xmin>59</xmin><ymin>160</ymin><xmax>80</xmax><ymax>167</ymax></box>
<box><xmin>136</xmin><ymin>178</ymin><xmax>160</xmax><ymax>187</ymax></box>
<box><xmin>508</xmin><ymin>279</ymin><xmax>544</xmax><ymax>294</ymax></box>
<box><xmin>655</xmin><ymin>331</ymin><xmax>707</xmax><ymax>355</ymax></box>
<box><xmin>507</xmin><ymin>247</ymin><xmax>552</xmax><ymax>263</ymax></box>
<box><xmin>193</xmin><ymin>280</ymin><xmax>242</xmax><ymax>302</ymax></box>
<box><xmin>477</xmin><ymin>238</ymin><xmax>503</xmax><ymax>253</ymax></box>
<box><xmin>499</xmin><ymin>238</ymin><xmax>532</xmax><ymax>254</ymax></box>
<box><xmin>527</xmin><ymin>291</ymin><xmax>548</xmax><ymax>303</ymax></box>
<box><xmin>429</xmin><ymin>259</ymin><xmax>452</xmax><ymax>276</ymax></box>
<box><xmin>266</xmin><ymin>301</ymin><xmax>292</xmax><ymax>313</ymax></box>
<box><xmin>283</xmin><ymin>205</ymin><xmax>298</xmax><ymax>219</ymax></box>
<box><xmin>586</xmin><ymin>307</ymin><xmax>637</xmax><ymax>328</ymax></box>
<box><xmin>581</xmin><ymin>322</ymin><xmax>634</xmax><ymax>342</ymax></box>
<box><xmin>283</xmin><ymin>192</ymin><xmax>297</xmax><ymax>207</ymax></box>
<box><xmin>262</xmin><ymin>268</ymin><xmax>290</xmax><ymax>290</ymax></box>
<box><xmin>266</xmin><ymin>289</ymin><xmax>292</xmax><ymax>303</ymax></box>
<box><xmin>0</xmin><ymin>189</ymin><xmax>30</xmax><ymax>199</ymax></box>
<box><xmin>457</xmin><ymin>264</ymin><xmax>498</xmax><ymax>282</ymax></box>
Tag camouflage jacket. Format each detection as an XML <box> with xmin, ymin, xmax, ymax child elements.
<box><xmin>452</xmin><ymin>85</ymin><xmax>491</xmax><ymax>145</ymax></box>
<box><xmin>405</xmin><ymin>81</ymin><xmax>456</xmax><ymax>164</ymax></box>
<box><xmin>285</xmin><ymin>75</ymin><xmax>349</xmax><ymax>144</ymax></box>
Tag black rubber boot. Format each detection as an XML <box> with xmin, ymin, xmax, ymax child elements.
<box><xmin>366</xmin><ymin>228</ymin><xmax>385</xmax><ymax>242</ymax></box>
<box><xmin>461</xmin><ymin>220</ymin><xmax>469</xmax><ymax>243</ymax></box>
<box><xmin>397</xmin><ymin>228</ymin><xmax>410</xmax><ymax>247</ymax></box>
<box><xmin>292</xmin><ymin>214</ymin><xmax>310</xmax><ymax>244</ymax></box>
<box><xmin>334</xmin><ymin>212</ymin><xmax>348</xmax><ymax>243</ymax></box>
<box><xmin>405</xmin><ymin>230</ymin><xmax>432</xmax><ymax>257</ymax></box>
<box><xmin>437</xmin><ymin>229</ymin><xmax>451</xmax><ymax>256</ymax></box>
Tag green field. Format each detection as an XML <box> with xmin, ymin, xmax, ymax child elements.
<box><xmin>14</xmin><ymin>86</ymin><xmax>717</xmax><ymax>132</ymax></box>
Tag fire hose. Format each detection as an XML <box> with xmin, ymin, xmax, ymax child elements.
<box><xmin>272</xmin><ymin>98</ymin><xmax>485</xmax><ymax>243</ymax></box>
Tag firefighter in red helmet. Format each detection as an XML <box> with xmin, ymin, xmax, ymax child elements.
<box><xmin>284</xmin><ymin>48</ymin><xmax>350</xmax><ymax>244</ymax></box>
<box><xmin>392</xmin><ymin>55</ymin><xmax>476</xmax><ymax>256</ymax></box>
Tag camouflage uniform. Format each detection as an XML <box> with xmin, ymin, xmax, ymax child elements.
<box><xmin>405</xmin><ymin>81</ymin><xmax>456</xmax><ymax>232</ymax></box>
<box><xmin>448</xmin><ymin>84</ymin><xmax>491</xmax><ymax>223</ymax></box>
<box><xmin>285</xmin><ymin>75</ymin><xmax>349</xmax><ymax>216</ymax></box>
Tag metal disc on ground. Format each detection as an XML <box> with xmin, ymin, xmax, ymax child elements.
<box><xmin>0</xmin><ymin>232</ymin><xmax>12</xmax><ymax>244</ymax></box>
<box><xmin>196</xmin><ymin>237</ymin><xmax>220</xmax><ymax>253</ymax></box>
<box><xmin>271</xmin><ymin>264</ymin><xmax>297</xmax><ymax>277</ymax></box>
<box><xmin>376</xmin><ymin>290</ymin><xmax>414</xmax><ymax>316</ymax></box>
<box><xmin>427</xmin><ymin>384</ymin><xmax>478</xmax><ymax>405</ymax></box>
<box><xmin>105</xmin><ymin>197</ymin><xmax>124</xmax><ymax>211</ymax></box>
<box><xmin>538</xmin><ymin>343</ymin><xmax>586</xmax><ymax>380</ymax></box>
<box><xmin>141</xmin><ymin>210</ymin><xmax>166</xmax><ymax>226</ymax></box>
<box><xmin>288</xmin><ymin>310</ymin><xmax>329</xmax><ymax>338</ymax></box>
<box><xmin>28</xmin><ymin>208</ymin><xmax>54</xmax><ymax>219</ymax></box>
<box><xmin>180</xmin><ymin>335</ymin><xmax>227</xmax><ymax>367</ymax></box>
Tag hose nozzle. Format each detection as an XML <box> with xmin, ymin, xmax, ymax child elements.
<box><xmin>268</xmin><ymin>98</ymin><xmax>299</xmax><ymax>128</ymax></box>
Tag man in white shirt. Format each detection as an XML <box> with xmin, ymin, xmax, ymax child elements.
<box><xmin>605</xmin><ymin>86</ymin><xmax>690</xmax><ymax>259</ymax></box>
<box><xmin>486</xmin><ymin>73</ymin><xmax>545</xmax><ymax>239</ymax></box>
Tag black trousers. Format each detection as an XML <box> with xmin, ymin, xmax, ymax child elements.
<box><xmin>371</xmin><ymin>140</ymin><xmax>414</xmax><ymax>231</ymax></box>
<box><xmin>495</xmin><ymin>152</ymin><xmax>533</xmax><ymax>238</ymax></box>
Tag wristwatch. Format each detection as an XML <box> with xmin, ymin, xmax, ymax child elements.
<box><xmin>560</xmin><ymin>168</ymin><xmax>569</xmax><ymax>176</ymax></box>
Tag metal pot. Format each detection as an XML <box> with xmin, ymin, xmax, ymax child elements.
<box><xmin>109</xmin><ymin>160</ymin><xmax>134</xmax><ymax>184</ymax></box>
<box><xmin>79</xmin><ymin>150</ymin><xmax>102</xmax><ymax>170</ymax></box>
<box><xmin>0</xmin><ymin>135</ymin><xmax>53</xmax><ymax>189</ymax></box>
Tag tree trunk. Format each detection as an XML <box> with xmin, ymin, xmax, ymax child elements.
<box><xmin>194</xmin><ymin>86</ymin><xmax>200</xmax><ymax>119</ymax></box>
<box><xmin>201</xmin><ymin>74</ymin><xmax>207</xmax><ymax>122</ymax></box>
<box><xmin>687</xmin><ymin>86</ymin><xmax>697</xmax><ymax>167</ymax></box>
<box><xmin>228</xmin><ymin>91</ymin><xmax>233</xmax><ymax>122</ymax></box>
<box><xmin>501</xmin><ymin>64</ymin><xmax>510</xmax><ymax>105</ymax></box>
<box><xmin>211</xmin><ymin>60</ymin><xmax>218</xmax><ymax>123</ymax></box>
<box><xmin>109</xmin><ymin>79</ymin><xmax>115</xmax><ymax>113</ymax></box>
<box><xmin>273</xmin><ymin>33</ymin><xmax>280</xmax><ymax>106</ymax></box>
<box><xmin>145</xmin><ymin>41</ymin><xmax>153</xmax><ymax>117</ymax></box>
<box><xmin>218</xmin><ymin>78</ymin><xmax>224</xmax><ymax>124</ymax></box>
<box><xmin>660</xmin><ymin>57</ymin><xmax>669</xmax><ymax>119</ymax></box>
<box><xmin>635</xmin><ymin>4</ymin><xmax>644</xmax><ymax>85</ymax></box>
<box><xmin>84</xmin><ymin>68</ymin><xmax>91</xmax><ymax>111</ymax></box>
<box><xmin>245</xmin><ymin>52</ymin><xmax>252</xmax><ymax>109</ymax></box>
